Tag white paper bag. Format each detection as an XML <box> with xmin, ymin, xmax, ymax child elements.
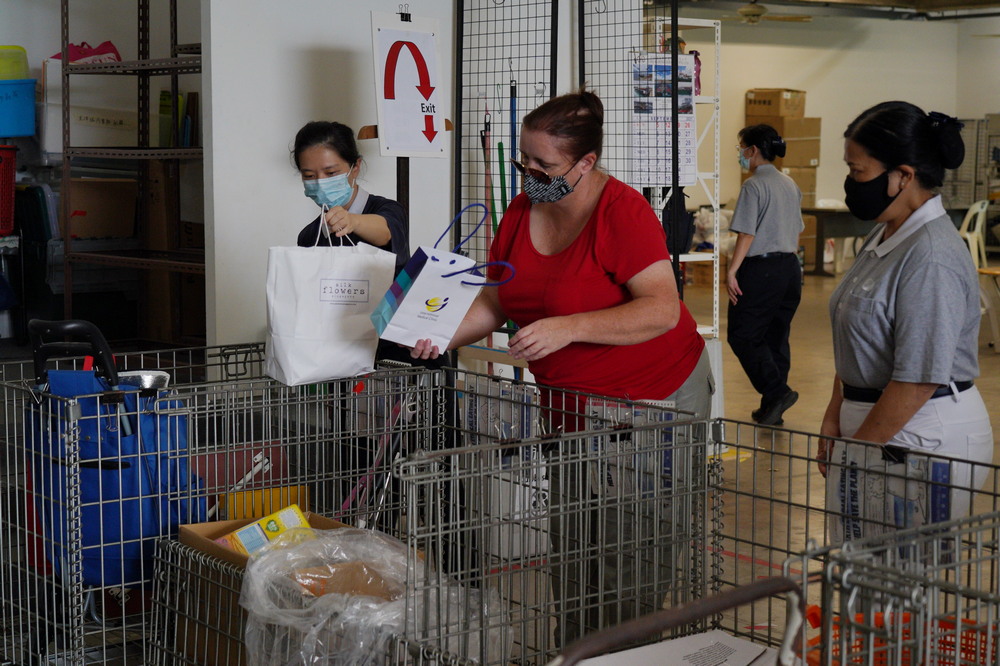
<box><xmin>265</xmin><ymin>241</ymin><xmax>396</xmax><ymax>386</ymax></box>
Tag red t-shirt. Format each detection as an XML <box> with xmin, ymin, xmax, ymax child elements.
<box><xmin>489</xmin><ymin>176</ymin><xmax>704</xmax><ymax>402</ymax></box>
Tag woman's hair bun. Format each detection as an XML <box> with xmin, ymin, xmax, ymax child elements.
<box><xmin>928</xmin><ymin>111</ymin><xmax>965</xmax><ymax>170</ymax></box>
<box><xmin>771</xmin><ymin>137</ymin><xmax>787</xmax><ymax>159</ymax></box>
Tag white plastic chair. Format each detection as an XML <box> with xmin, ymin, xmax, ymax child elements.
<box><xmin>980</xmin><ymin>268</ymin><xmax>1000</xmax><ymax>355</ymax></box>
<box><xmin>958</xmin><ymin>200</ymin><xmax>989</xmax><ymax>269</ymax></box>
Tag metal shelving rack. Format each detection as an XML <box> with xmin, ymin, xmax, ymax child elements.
<box><xmin>59</xmin><ymin>0</ymin><xmax>205</xmax><ymax>325</ymax></box>
<box><xmin>580</xmin><ymin>6</ymin><xmax>724</xmax><ymax>416</ymax></box>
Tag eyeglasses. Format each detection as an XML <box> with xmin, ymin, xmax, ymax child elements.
<box><xmin>509</xmin><ymin>158</ymin><xmax>554</xmax><ymax>185</ymax></box>
<box><xmin>736</xmin><ymin>144</ymin><xmax>748</xmax><ymax>154</ymax></box>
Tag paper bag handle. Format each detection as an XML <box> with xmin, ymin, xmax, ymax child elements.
<box><xmin>435</xmin><ymin>203</ymin><xmax>488</xmax><ymax>253</ymax></box>
<box><xmin>442</xmin><ymin>260</ymin><xmax>515</xmax><ymax>287</ymax></box>
<box><xmin>312</xmin><ymin>204</ymin><xmax>358</xmax><ymax>247</ymax></box>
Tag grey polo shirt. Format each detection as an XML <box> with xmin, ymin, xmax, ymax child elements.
<box><xmin>729</xmin><ymin>164</ymin><xmax>804</xmax><ymax>255</ymax></box>
<box><xmin>829</xmin><ymin>196</ymin><xmax>980</xmax><ymax>389</ymax></box>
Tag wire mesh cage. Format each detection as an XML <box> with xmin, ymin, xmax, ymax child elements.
<box><xmin>395</xmin><ymin>372</ymin><xmax>705</xmax><ymax>664</ymax></box>
<box><xmin>6</xmin><ymin>353</ymin><xmax>1000</xmax><ymax>665</ymax></box>
<box><xmin>455</xmin><ymin>0</ymin><xmax>556</xmax><ymax>263</ymax></box>
<box><xmin>1</xmin><ymin>356</ymin><xmax>438</xmax><ymax>665</ymax></box>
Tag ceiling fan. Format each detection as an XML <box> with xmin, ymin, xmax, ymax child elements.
<box><xmin>725</xmin><ymin>0</ymin><xmax>813</xmax><ymax>24</ymax></box>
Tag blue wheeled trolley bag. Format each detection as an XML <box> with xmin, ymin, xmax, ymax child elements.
<box><xmin>27</xmin><ymin>319</ymin><xmax>206</xmax><ymax>588</ymax></box>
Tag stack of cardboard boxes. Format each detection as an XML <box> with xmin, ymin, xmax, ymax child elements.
<box><xmin>743</xmin><ymin>89</ymin><xmax>820</xmax><ymax>209</ymax></box>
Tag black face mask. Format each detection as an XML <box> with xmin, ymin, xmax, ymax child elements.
<box><xmin>843</xmin><ymin>170</ymin><xmax>900</xmax><ymax>221</ymax></box>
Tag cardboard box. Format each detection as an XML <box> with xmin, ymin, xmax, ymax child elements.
<box><xmin>774</xmin><ymin>137</ymin><xmax>820</xmax><ymax>168</ymax></box>
<box><xmin>179</xmin><ymin>511</ymin><xmax>349</xmax><ymax>569</ymax></box>
<box><xmin>745</xmin><ymin>88</ymin><xmax>806</xmax><ymax>118</ymax></box>
<box><xmin>61</xmin><ymin>178</ymin><xmax>138</xmax><ymax>238</ymax></box>
<box><xmin>799</xmin><ymin>235</ymin><xmax>817</xmax><ymax>268</ymax></box>
<box><xmin>745</xmin><ymin>116</ymin><xmax>820</xmax><ymax>139</ymax></box>
<box><xmin>38</xmin><ymin>102</ymin><xmax>139</xmax><ymax>154</ymax></box>
<box><xmin>175</xmin><ymin>512</ymin><xmax>352</xmax><ymax>666</ymax></box>
<box><xmin>801</xmin><ymin>214</ymin><xmax>817</xmax><ymax>237</ymax></box>
<box><xmin>683</xmin><ymin>253</ymin><xmax>726</xmax><ymax>287</ymax></box>
<box><xmin>782</xmin><ymin>167</ymin><xmax>817</xmax><ymax>207</ymax></box>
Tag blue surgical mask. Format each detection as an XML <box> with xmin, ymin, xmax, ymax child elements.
<box><xmin>738</xmin><ymin>147</ymin><xmax>751</xmax><ymax>171</ymax></box>
<box><xmin>303</xmin><ymin>172</ymin><xmax>353</xmax><ymax>208</ymax></box>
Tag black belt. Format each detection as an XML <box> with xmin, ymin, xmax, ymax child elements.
<box><xmin>746</xmin><ymin>252</ymin><xmax>795</xmax><ymax>260</ymax></box>
<box><xmin>842</xmin><ymin>381</ymin><xmax>974</xmax><ymax>403</ymax></box>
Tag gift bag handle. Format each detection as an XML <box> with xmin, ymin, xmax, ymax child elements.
<box><xmin>312</xmin><ymin>204</ymin><xmax>358</xmax><ymax>247</ymax></box>
<box><xmin>441</xmin><ymin>260</ymin><xmax>516</xmax><ymax>287</ymax></box>
<box><xmin>435</xmin><ymin>203</ymin><xmax>488</xmax><ymax>253</ymax></box>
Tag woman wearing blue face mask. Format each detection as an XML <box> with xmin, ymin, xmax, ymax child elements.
<box><xmin>294</xmin><ymin>121</ymin><xmax>410</xmax><ymax>276</ymax></box>
<box><xmin>818</xmin><ymin>102</ymin><xmax>992</xmax><ymax>543</ymax></box>
<box><xmin>292</xmin><ymin>121</ymin><xmax>448</xmax><ymax>532</ymax></box>
<box><xmin>727</xmin><ymin>124</ymin><xmax>804</xmax><ymax>426</ymax></box>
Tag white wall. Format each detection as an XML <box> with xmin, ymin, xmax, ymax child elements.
<box><xmin>957</xmin><ymin>17</ymin><xmax>1000</xmax><ymax>118</ymax></box>
<box><xmin>204</xmin><ymin>0</ymin><xmax>454</xmax><ymax>345</ymax></box>
<box><xmin>681</xmin><ymin>15</ymin><xmax>962</xmax><ymax>208</ymax></box>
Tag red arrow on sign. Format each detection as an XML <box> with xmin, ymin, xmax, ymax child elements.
<box><xmin>384</xmin><ymin>40</ymin><xmax>435</xmax><ymax>101</ymax></box>
<box><xmin>422</xmin><ymin>115</ymin><xmax>437</xmax><ymax>143</ymax></box>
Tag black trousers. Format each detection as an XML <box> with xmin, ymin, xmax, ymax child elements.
<box><xmin>727</xmin><ymin>253</ymin><xmax>802</xmax><ymax>400</ymax></box>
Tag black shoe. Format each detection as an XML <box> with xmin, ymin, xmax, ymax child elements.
<box><xmin>750</xmin><ymin>408</ymin><xmax>782</xmax><ymax>426</ymax></box>
<box><xmin>756</xmin><ymin>390</ymin><xmax>798</xmax><ymax>426</ymax></box>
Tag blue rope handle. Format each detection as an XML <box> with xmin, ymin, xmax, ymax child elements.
<box><xmin>442</xmin><ymin>260</ymin><xmax>515</xmax><ymax>287</ymax></box>
<box><xmin>434</xmin><ymin>202</ymin><xmax>489</xmax><ymax>252</ymax></box>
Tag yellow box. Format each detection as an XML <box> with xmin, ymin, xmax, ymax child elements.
<box><xmin>215</xmin><ymin>504</ymin><xmax>310</xmax><ymax>556</ymax></box>
<box><xmin>225</xmin><ymin>486</ymin><xmax>310</xmax><ymax>521</ymax></box>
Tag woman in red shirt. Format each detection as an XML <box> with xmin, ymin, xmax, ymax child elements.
<box><xmin>412</xmin><ymin>90</ymin><xmax>713</xmax><ymax>645</ymax></box>
<box><xmin>412</xmin><ymin>90</ymin><xmax>711</xmax><ymax>419</ymax></box>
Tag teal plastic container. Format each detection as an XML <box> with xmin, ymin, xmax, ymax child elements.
<box><xmin>0</xmin><ymin>79</ymin><xmax>36</xmax><ymax>137</ymax></box>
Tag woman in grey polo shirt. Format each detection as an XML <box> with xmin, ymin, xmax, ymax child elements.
<box><xmin>818</xmin><ymin>101</ymin><xmax>993</xmax><ymax>543</ymax></box>
<box><xmin>727</xmin><ymin>124</ymin><xmax>804</xmax><ymax>426</ymax></box>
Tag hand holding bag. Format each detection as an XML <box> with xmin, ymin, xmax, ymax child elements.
<box><xmin>371</xmin><ymin>203</ymin><xmax>514</xmax><ymax>349</ymax></box>
<box><xmin>265</xmin><ymin>216</ymin><xmax>396</xmax><ymax>386</ymax></box>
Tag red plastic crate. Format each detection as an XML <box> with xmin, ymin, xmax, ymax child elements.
<box><xmin>0</xmin><ymin>145</ymin><xmax>16</xmax><ymax>235</ymax></box>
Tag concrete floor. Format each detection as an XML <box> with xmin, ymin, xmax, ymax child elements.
<box><xmin>683</xmin><ymin>259</ymin><xmax>1000</xmax><ymax>448</ymax></box>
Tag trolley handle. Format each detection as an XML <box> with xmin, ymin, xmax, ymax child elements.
<box><xmin>548</xmin><ymin>577</ymin><xmax>806</xmax><ymax>666</ymax></box>
<box><xmin>28</xmin><ymin>318</ymin><xmax>119</xmax><ymax>386</ymax></box>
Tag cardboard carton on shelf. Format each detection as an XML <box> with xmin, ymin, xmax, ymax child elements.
<box><xmin>61</xmin><ymin>178</ymin><xmax>138</xmax><ymax>239</ymax></box>
<box><xmin>684</xmin><ymin>253</ymin><xmax>728</xmax><ymax>287</ymax></box>
<box><xmin>745</xmin><ymin>88</ymin><xmax>806</xmax><ymax>118</ymax></box>
<box><xmin>773</xmin><ymin>138</ymin><xmax>820</xmax><ymax>168</ymax></box>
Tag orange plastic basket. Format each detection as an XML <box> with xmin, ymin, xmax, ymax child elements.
<box><xmin>804</xmin><ymin>604</ymin><xmax>997</xmax><ymax>666</ymax></box>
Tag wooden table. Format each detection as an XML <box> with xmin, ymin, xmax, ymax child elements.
<box><xmin>979</xmin><ymin>267</ymin><xmax>1000</xmax><ymax>353</ymax></box>
<box><xmin>801</xmin><ymin>207</ymin><xmax>877</xmax><ymax>277</ymax></box>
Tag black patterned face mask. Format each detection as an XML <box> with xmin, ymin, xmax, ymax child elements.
<box><xmin>522</xmin><ymin>172</ymin><xmax>576</xmax><ymax>204</ymax></box>
<box><xmin>511</xmin><ymin>157</ymin><xmax>583</xmax><ymax>205</ymax></box>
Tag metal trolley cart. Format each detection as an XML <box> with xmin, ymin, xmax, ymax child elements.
<box><xmin>1</xmin><ymin>332</ymin><xmax>439</xmax><ymax>665</ymax></box>
<box><xmin>7</xmin><ymin>351</ymin><xmax>1000</xmax><ymax>665</ymax></box>
<box><xmin>796</xmin><ymin>510</ymin><xmax>1000</xmax><ymax>665</ymax></box>
<box><xmin>391</xmin><ymin>412</ymin><xmax>1000</xmax><ymax>665</ymax></box>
